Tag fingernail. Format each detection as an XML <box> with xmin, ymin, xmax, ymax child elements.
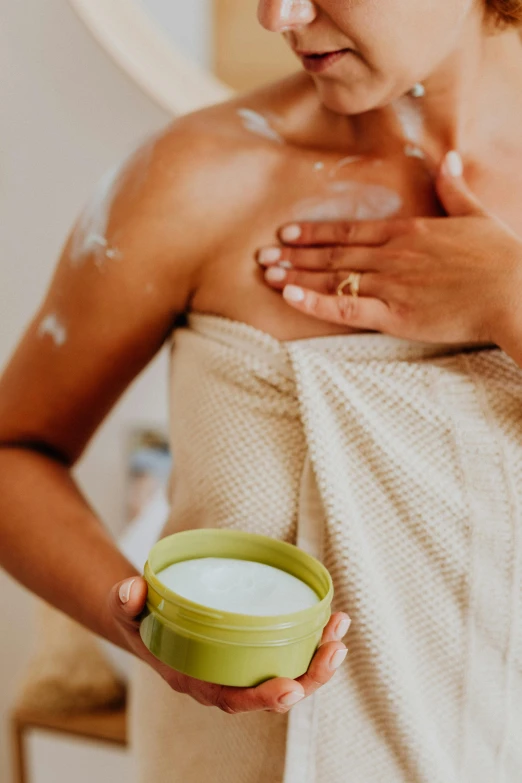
<box><xmin>283</xmin><ymin>285</ymin><xmax>305</xmax><ymax>302</ymax></box>
<box><xmin>279</xmin><ymin>260</ymin><xmax>293</xmax><ymax>269</ymax></box>
<box><xmin>281</xmin><ymin>224</ymin><xmax>302</xmax><ymax>242</ymax></box>
<box><xmin>443</xmin><ymin>150</ymin><xmax>463</xmax><ymax>178</ymax></box>
<box><xmin>336</xmin><ymin>617</ymin><xmax>352</xmax><ymax>640</ymax></box>
<box><xmin>280</xmin><ymin>691</ymin><xmax>305</xmax><ymax>707</ymax></box>
<box><xmin>329</xmin><ymin>648</ymin><xmax>348</xmax><ymax>670</ymax></box>
<box><xmin>258</xmin><ymin>247</ymin><xmax>282</xmax><ymax>264</ymax></box>
<box><xmin>265</xmin><ymin>267</ymin><xmax>287</xmax><ymax>282</ymax></box>
<box><xmin>119</xmin><ymin>578</ymin><xmax>136</xmax><ymax>604</ymax></box>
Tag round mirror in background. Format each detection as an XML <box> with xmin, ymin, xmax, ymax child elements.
<box><xmin>137</xmin><ymin>0</ymin><xmax>213</xmax><ymax>70</ymax></box>
<box><xmin>68</xmin><ymin>0</ymin><xmax>297</xmax><ymax>114</ymax></box>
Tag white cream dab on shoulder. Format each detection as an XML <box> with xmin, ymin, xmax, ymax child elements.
<box><xmin>410</xmin><ymin>83</ymin><xmax>425</xmax><ymax>98</ymax></box>
<box><xmin>38</xmin><ymin>313</ymin><xmax>67</xmax><ymax>347</ymax></box>
<box><xmin>70</xmin><ymin>137</ymin><xmax>156</xmax><ymax>269</ymax></box>
<box><xmin>157</xmin><ymin>558</ymin><xmax>319</xmax><ymax>616</ymax></box>
<box><xmin>70</xmin><ymin>164</ymin><xmax>122</xmax><ymax>267</ymax></box>
<box><xmin>237</xmin><ymin>109</ymin><xmax>284</xmax><ymax>144</ymax></box>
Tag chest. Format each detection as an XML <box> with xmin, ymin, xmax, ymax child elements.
<box><xmin>191</xmin><ymin>149</ymin><xmax>522</xmax><ymax>341</ymax></box>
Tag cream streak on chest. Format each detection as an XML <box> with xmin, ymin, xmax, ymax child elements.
<box><xmin>157</xmin><ymin>558</ymin><xmax>319</xmax><ymax>616</ymax></box>
<box><xmin>292</xmin><ymin>181</ymin><xmax>403</xmax><ymax>221</ymax></box>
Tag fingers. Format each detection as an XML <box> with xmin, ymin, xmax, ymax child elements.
<box><xmin>295</xmin><ymin>640</ymin><xmax>348</xmax><ymax>698</ymax></box>
<box><xmin>263</xmin><ymin>267</ymin><xmax>383</xmax><ymax>298</ymax></box>
<box><xmin>174</xmin><ymin>671</ymin><xmax>306</xmax><ymax>715</ymax></box>
<box><xmin>437</xmin><ymin>151</ymin><xmax>487</xmax><ymax>218</ymax></box>
<box><xmin>257</xmin><ymin>245</ymin><xmax>379</xmax><ymax>272</ymax></box>
<box><xmin>108</xmin><ymin>576</ymin><xmax>148</xmax><ymax>629</ymax></box>
<box><xmin>218</xmin><ymin>678</ymin><xmax>306</xmax><ymax>715</ymax></box>
<box><xmin>283</xmin><ymin>285</ymin><xmax>392</xmax><ymax>331</ymax></box>
<box><xmin>321</xmin><ymin>612</ymin><xmax>352</xmax><ymax>644</ymax></box>
<box><xmin>278</xmin><ymin>220</ymin><xmax>405</xmax><ymax>247</ymax></box>
<box><xmin>258</xmin><ymin>245</ymin><xmax>379</xmax><ymax>271</ymax></box>
<box><xmin>167</xmin><ymin>613</ymin><xmax>352</xmax><ymax>715</ymax></box>
<box><xmin>294</xmin><ymin>612</ymin><xmax>350</xmax><ymax>697</ymax></box>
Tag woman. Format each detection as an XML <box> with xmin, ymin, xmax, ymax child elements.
<box><xmin>1</xmin><ymin>0</ymin><xmax>522</xmax><ymax>781</ymax></box>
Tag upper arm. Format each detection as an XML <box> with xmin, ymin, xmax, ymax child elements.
<box><xmin>0</xmin><ymin>123</ymin><xmax>220</xmax><ymax>464</ymax></box>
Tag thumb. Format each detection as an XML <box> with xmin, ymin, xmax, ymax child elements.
<box><xmin>109</xmin><ymin>576</ymin><xmax>148</xmax><ymax>626</ymax></box>
<box><xmin>436</xmin><ymin>151</ymin><xmax>486</xmax><ymax>218</ymax></box>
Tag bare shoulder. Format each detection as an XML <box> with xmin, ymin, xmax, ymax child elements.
<box><xmin>0</xmin><ymin>76</ymin><xmax>307</xmax><ymax>462</ymax></box>
<box><xmin>90</xmin><ymin>77</ymin><xmax>305</xmax><ymax>291</ymax></box>
<box><xmin>152</xmin><ymin>78</ymin><xmax>306</xmax><ymax>212</ymax></box>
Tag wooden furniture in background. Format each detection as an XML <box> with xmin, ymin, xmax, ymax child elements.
<box><xmin>10</xmin><ymin>703</ymin><xmax>127</xmax><ymax>783</ymax></box>
<box><xmin>214</xmin><ymin>0</ymin><xmax>298</xmax><ymax>90</ymax></box>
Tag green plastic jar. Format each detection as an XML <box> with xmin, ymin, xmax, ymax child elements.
<box><xmin>140</xmin><ymin>529</ymin><xmax>333</xmax><ymax>687</ymax></box>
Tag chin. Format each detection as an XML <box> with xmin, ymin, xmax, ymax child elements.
<box><xmin>315</xmin><ymin>79</ymin><xmax>386</xmax><ymax>117</ymax></box>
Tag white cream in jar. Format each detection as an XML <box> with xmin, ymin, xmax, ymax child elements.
<box><xmin>157</xmin><ymin>557</ymin><xmax>319</xmax><ymax>616</ymax></box>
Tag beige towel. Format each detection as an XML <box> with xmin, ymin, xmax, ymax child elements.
<box><xmin>130</xmin><ymin>314</ymin><xmax>522</xmax><ymax>783</ymax></box>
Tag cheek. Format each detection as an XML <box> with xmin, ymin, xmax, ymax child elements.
<box><xmin>321</xmin><ymin>0</ymin><xmax>474</xmax><ymax>97</ymax></box>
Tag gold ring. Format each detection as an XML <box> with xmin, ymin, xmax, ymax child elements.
<box><xmin>337</xmin><ymin>272</ymin><xmax>361</xmax><ymax>298</ymax></box>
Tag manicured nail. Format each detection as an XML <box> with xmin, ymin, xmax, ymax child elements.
<box><xmin>336</xmin><ymin>617</ymin><xmax>352</xmax><ymax>640</ymax></box>
<box><xmin>330</xmin><ymin>648</ymin><xmax>348</xmax><ymax>670</ymax></box>
<box><xmin>283</xmin><ymin>285</ymin><xmax>305</xmax><ymax>302</ymax></box>
<box><xmin>258</xmin><ymin>247</ymin><xmax>282</xmax><ymax>265</ymax></box>
<box><xmin>119</xmin><ymin>578</ymin><xmax>135</xmax><ymax>604</ymax></box>
<box><xmin>281</xmin><ymin>224</ymin><xmax>302</xmax><ymax>242</ymax></box>
<box><xmin>280</xmin><ymin>691</ymin><xmax>305</xmax><ymax>707</ymax></box>
<box><xmin>443</xmin><ymin>151</ymin><xmax>463</xmax><ymax>178</ymax></box>
<box><xmin>265</xmin><ymin>267</ymin><xmax>287</xmax><ymax>282</ymax></box>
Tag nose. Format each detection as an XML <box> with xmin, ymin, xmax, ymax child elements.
<box><xmin>258</xmin><ymin>0</ymin><xmax>318</xmax><ymax>33</ymax></box>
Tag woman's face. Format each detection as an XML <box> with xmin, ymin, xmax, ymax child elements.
<box><xmin>258</xmin><ymin>0</ymin><xmax>479</xmax><ymax>113</ymax></box>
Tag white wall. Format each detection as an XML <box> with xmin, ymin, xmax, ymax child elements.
<box><xmin>141</xmin><ymin>0</ymin><xmax>212</xmax><ymax>68</ymax></box>
<box><xmin>0</xmin><ymin>1</ymin><xmax>183</xmax><ymax>780</ymax></box>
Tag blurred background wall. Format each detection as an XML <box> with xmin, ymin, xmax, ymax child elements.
<box><xmin>0</xmin><ymin>0</ymin><xmax>187</xmax><ymax>779</ymax></box>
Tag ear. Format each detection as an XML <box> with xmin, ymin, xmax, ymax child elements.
<box><xmin>436</xmin><ymin>151</ymin><xmax>487</xmax><ymax>218</ymax></box>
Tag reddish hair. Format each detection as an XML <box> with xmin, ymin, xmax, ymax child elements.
<box><xmin>488</xmin><ymin>0</ymin><xmax>522</xmax><ymax>24</ymax></box>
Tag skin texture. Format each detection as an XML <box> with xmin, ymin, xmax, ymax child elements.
<box><xmin>258</xmin><ymin>0</ymin><xmax>522</xmax><ymax>349</ymax></box>
<box><xmin>260</xmin><ymin>0</ymin><xmax>478</xmax><ymax>115</ymax></box>
<box><xmin>259</xmin><ymin>160</ymin><xmax>522</xmax><ymax>352</ymax></box>
<box><xmin>2</xmin><ymin>0</ymin><xmax>522</xmax><ymax>714</ymax></box>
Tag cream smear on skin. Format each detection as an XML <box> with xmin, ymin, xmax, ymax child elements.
<box><xmin>70</xmin><ymin>139</ymin><xmax>155</xmax><ymax>268</ymax></box>
<box><xmin>394</xmin><ymin>86</ymin><xmax>426</xmax><ymax>161</ymax></box>
<box><xmin>237</xmin><ymin>109</ymin><xmax>284</xmax><ymax>144</ymax></box>
<box><xmin>329</xmin><ymin>156</ymin><xmax>363</xmax><ymax>178</ymax></box>
<box><xmin>157</xmin><ymin>558</ymin><xmax>319</xmax><ymax>616</ymax></box>
<box><xmin>37</xmin><ymin>313</ymin><xmax>67</xmax><ymax>347</ymax></box>
<box><xmin>280</xmin><ymin>0</ymin><xmax>316</xmax><ymax>23</ymax></box>
<box><xmin>293</xmin><ymin>182</ymin><xmax>402</xmax><ymax>221</ymax></box>
<box><xmin>70</xmin><ymin>163</ymin><xmax>122</xmax><ymax>267</ymax></box>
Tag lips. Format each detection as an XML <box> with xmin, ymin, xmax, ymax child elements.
<box><xmin>296</xmin><ymin>48</ymin><xmax>352</xmax><ymax>74</ymax></box>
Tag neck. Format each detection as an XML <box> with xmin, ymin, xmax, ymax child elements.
<box><xmin>395</xmin><ymin>23</ymin><xmax>522</xmax><ymax>161</ymax></box>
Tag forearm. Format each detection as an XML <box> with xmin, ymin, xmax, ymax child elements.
<box><xmin>0</xmin><ymin>446</ymin><xmax>139</xmax><ymax>648</ymax></box>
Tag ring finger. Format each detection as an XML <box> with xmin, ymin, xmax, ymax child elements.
<box><xmin>263</xmin><ymin>266</ymin><xmax>383</xmax><ymax>298</ymax></box>
<box><xmin>257</xmin><ymin>245</ymin><xmax>378</xmax><ymax>272</ymax></box>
